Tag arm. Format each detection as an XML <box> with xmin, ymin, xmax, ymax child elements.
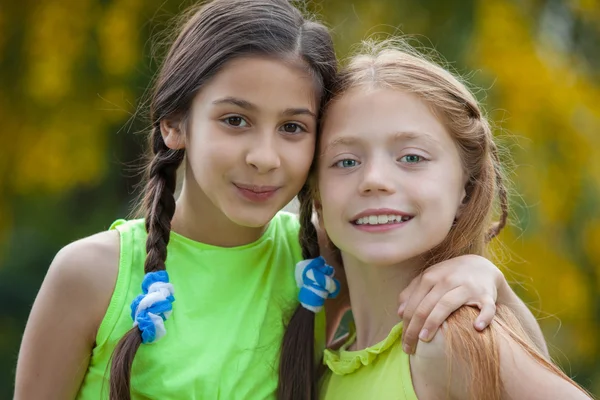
<box><xmin>495</xmin><ymin>330</ymin><xmax>589</xmax><ymax>399</ymax></box>
<box><xmin>410</xmin><ymin>309</ymin><xmax>590</xmax><ymax>400</ymax></box>
<box><xmin>14</xmin><ymin>231</ymin><xmax>119</xmax><ymax>400</ymax></box>
<box><xmin>399</xmin><ymin>254</ymin><xmax>549</xmax><ymax>358</ymax></box>
<box><xmin>496</xmin><ymin>279</ymin><xmax>549</xmax><ymax>358</ymax></box>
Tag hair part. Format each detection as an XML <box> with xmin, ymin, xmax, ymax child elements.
<box><xmin>109</xmin><ymin>1</ymin><xmax>337</xmax><ymax>398</ymax></box>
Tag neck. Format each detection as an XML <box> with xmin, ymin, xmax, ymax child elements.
<box><xmin>343</xmin><ymin>253</ymin><xmax>424</xmax><ymax>350</ymax></box>
<box><xmin>171</xmin><ymin>177</ymin><xmax>267</xmax><ymax>247</ymax></box>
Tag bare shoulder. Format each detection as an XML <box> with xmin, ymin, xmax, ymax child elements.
<box><xmin>14</xmin><ymin>230</ymin><xmax>122</xmax><ymax>399</ymax></box>
<box><xmin>53</xmin><ymin>229</ymin><xmax>120</xmax><ymax>276</ymax></box>
<box><xmin>409</xmin><ymin>318</ymin><xmax>591</xmax><ymax>400</ymax></box>
<box><xmin>49</xmin><ymin>229</ymin><xmax>121</xmax><ymax>335</ymax></box>
<box><xmin>496</xmin><ymin>331</ymin><xmax>591</xmax><ymax>399</ymax></box>
<box><xmin>409</xmin><ymin>321</ymin><xmax>457</xmax><ymax>399</ymax></box>
<box><xmin>52</xmin><ymin>230</ymin><xmax>120</xmax><ymax>287</ymax></box>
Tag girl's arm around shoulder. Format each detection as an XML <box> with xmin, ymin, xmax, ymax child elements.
<box><xmin>15</xmin><ymin>230</ymin><xmax>120</xmax><ymax>400</ymax></box>
<box><xmin>409</xmin><ymin>308</ymin><xmax>591</xmax><ymax>400</ymax></box>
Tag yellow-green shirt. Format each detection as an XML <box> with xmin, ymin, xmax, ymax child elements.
<box><xmin>76</xmin><ymin>211</ymin><xmax>325</xmax><ymax>399</ymax></box>
<box><xmin>321</xmin><ymin>322</ymin><xmax>418</xmax><ymax>400</ymax></box>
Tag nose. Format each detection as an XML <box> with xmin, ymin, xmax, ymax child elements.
<box><xmin>357</xmin><ymin>158</ymin><xmax>396</xmax><ymax>195</ymax></box>
<box><xmin>245</xmin><ymin>131</ymin><xmax>281</xmax><ymax>173</ymax></box>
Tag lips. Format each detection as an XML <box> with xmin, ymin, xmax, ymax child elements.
<box><xmin>234</xmin><ymin>183</ymin><xmax>281</xmax><ymax>202</ymax></box>
<box><xmin>234</xmin><ymin>183</ymin><xmax>281</xmax><ymax>193</ymax></box>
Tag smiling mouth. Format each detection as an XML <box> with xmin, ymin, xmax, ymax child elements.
<box><xmin>233</xmin><ymin>183</ymin><xmax>281</xmax><ymax>203</ymax></box>
<box><xmin>352</xmin><ymin>214</ymin><xmax>413</xmax><ymax>225</ymax></box>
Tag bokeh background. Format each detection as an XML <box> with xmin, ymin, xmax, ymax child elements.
<box><xmin>1</xmin><ymin>0</ymin><xmax>599</xmax><ymax>396</ymax></box>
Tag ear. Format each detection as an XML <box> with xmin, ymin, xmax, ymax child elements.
<box><xmin>160</xmin><ymin>116</ymin><xmax>186</xmax><ymax>150</ymax></box>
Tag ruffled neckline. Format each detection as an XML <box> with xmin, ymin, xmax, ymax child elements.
<box><xmin>323</xmin><ymin>322</ymin><xmax>404</xmax><ymax>375</ymax></box>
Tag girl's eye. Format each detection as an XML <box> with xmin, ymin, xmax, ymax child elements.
<box><xmin>223</xmin><ymin>116</ymin><xmax>248</xmax><ymax>127</ymax></box>
<box><xmin>399</xmin><ymin>154</ymin><xmax>424</xmax><ymax>163</ymax></box>
<box><xmin>281</xmin><ymin>123</ymin><xmax>305</xmax><ymax>134</ymax></box>
<box><xmin>335</xmin><ymin>159</ymin><xmax>360</xmax><ymax>168</ymax></box>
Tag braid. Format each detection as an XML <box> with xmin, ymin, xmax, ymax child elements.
<box><xmin>278</xmin><ymin>185</ymin><xmax>320</xmax><ymax>400</ymax></box>
<box><xmin>486</xmin><ymin>142</ymin><xmax>508</xmax><ymax>242</ymax></box>
<box><xmin>143</xmin><ymin>130</ymin><xmax>184</xmax><ymax>273</ymax></box>
<box><xmin>298</xmin><ymin>185</ymin><xmax>319</xmax><ymax>259</ymax></box>
<box><xmin>109</xmin><ymin>127</ymin><xmax>184</xmax><ymax>400</ymax></box>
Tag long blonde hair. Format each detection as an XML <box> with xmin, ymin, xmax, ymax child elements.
<box><xmin>279</xmin><ymin>38</ymin><xmax>591</xmax><ymax>400</ymax></box>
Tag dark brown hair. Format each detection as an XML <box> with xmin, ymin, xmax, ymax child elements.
<box><xmin>280</xmin><ymin>38</ymin><xmax>591</xmax><ymax>399</ymax></box>
<box><xmin>108</xmin><ymin>1</ymin><xmax>337</xmax><ymax>398</ymax></box>
<box><xmin>278</xmin><ymin>183</ymin><xmax>321</xmax><ymax>400</ymax></box>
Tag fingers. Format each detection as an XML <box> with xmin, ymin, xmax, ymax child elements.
<box><xmin>398</xmin><ymin>274</ymin><xmax>420</xmax><ymax>317</ymax></box>
<box><xmin>402</xmin><ymin>287</ymin><xmax>498</xmax><ymax>355</ymax></box>
<box><xmin>400</xmin><ymin>270</ymin><xmax>454</xmax><ymax>336</ymax></box>
<box><xmin>416</xmin><ymin>286</ymin><xmax>484</xmax><ymax>344</ymax></box>
<box><xmin>398</xmin><ymin>259</ymin><xmax>503</xmax><ymax>355</ymax></box>
<box><xmin>474</xmin><ymin>299</ymin><xmax>496</xmax><ymax>331</ymax></box>
<box><xmin>402</xmin><ymin>284</ymin><xmax>458</xmax><ymax>354</ymax></box>
<box><xmin>399</xmin><ymin>274</ymin><xmax>432</xmax><ymax>333</ymax></box>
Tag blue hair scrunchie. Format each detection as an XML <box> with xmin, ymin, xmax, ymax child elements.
<box><xmin>130</xmin><ymin>270</ymin><xmax>175</xmax><ymax>344</ymax></box>
<box><xmin>295</xmin><ymin>256</ymin><xmax>340</xmax><ymax>313</ymax></box>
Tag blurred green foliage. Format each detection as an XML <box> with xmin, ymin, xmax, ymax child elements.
<box><xmin>0</xmin><ymin>0</ymin><xmax>598</xmax><ymax>396</ymax></box>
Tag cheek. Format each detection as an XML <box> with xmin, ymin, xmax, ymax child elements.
<box><xmin>317</xmin><ymin>177</ymin><xmax>346</xmax><ymax>231</ymax></box>
<box><xmin>280</xmin><ymin>138</ymin><xmax>315</xmax><ymax>183</ymax></box>
<box><xmin>416</xmin><ymin>170</ymin><xmax>464</xmax><ymax>223</ymax></box>
<box><xmin>187</xmin><ymin>126</ymin><xmax>238</xmax><ymax>178</ymax></box>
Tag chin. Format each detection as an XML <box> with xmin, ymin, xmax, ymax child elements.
<box><xmin>227</xmin><ymin>207</ymin><xmax>281</xmax><ymax>229</ymax></box>
<box><xmin>342</xmin><ymin>246</ymin><xmax>419</xmax><ymax>267</ymax></box>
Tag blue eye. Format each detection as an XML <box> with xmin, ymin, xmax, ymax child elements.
<box><xmin>335</xmin><ymin>159</ymin><xmax>360</xmax><ymax>168</ymax></box>
<box><xmin>222</xmin><ymin>116</ymin><xmax>248</xmax><ymax>127</ymax></box>
<box><xmin>399</xmin><ymin>154</ymin><xmax>423</xmax><ymax>163</ymax></box>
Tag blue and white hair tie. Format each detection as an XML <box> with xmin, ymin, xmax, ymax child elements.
<box><xmin>295</xmin><ymin>256</ymin><xmax>340</xmax><ymax>313</ymax></box>
<box><xmin>130</xmin><ymin>270</ymin><xmax>175</xmax><ymax>344</ymax></box>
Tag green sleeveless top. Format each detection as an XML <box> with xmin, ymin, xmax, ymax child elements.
<box><xmin>77</xmin><ymin>211</ymin><xmax>325</xmax><ymax>400</ymax></box>
<box><xmin>320</xmin><ymin>322</ymin><xmax>418</xmax><ymax>400</ymax></box>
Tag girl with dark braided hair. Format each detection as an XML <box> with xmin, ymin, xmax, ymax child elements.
<box><xmin>16</xmin><ymin>2</ymin><xmax>548</xmax><ymax>400</ymax></box>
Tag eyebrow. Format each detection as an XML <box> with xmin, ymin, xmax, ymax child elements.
<box><xmin>324</xmin><ymin>136</ymin><xmax>364</xmax><ymax>151</ymax></box>
<box><xmin>323</xmin><ymin>131</ymin><xmax>440</xmax><ymax>153</ymax></box>
<box><xmin>212</xmin><ymin>96</ymin><xmax>316</xmax><ymax>118</ymax></box>
<box><xmin>213</xmin><ymin>97</ymin><xmax>256</xmax><ymax>110</ymax></box>
<box><xmin>390</xmin><ymin>131</ymin><xmax>440</xmax><ymax>146</ymax></box>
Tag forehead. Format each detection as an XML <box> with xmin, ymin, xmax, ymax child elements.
<box><xmin>321</xmin><ymin>87</ymin><xmax>453</xmax><ymax>148</ymax></box>
<box><xmin>196</xmin><ymin>56</ymin><xmax>319</xmax><ymax>112</ymax></box>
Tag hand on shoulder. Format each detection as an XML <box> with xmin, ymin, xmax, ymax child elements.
<box><xmin>409</xmin><ymin>307</ymin><xmax>591</xmax><ymax>400</ymax></box>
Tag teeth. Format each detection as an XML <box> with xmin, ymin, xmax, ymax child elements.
<box><xmin>355</xmin><ymin>214</ymin><xmax>412</xmax><ymax>225</ymax></box>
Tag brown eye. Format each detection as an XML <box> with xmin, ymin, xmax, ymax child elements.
<box><xmin>223</xmin><ymin>116</ymin><xmax>248</xmax><ymax>127</ymax></box>
<box><xmin>281</xmin><ymin>123</ymin><xmax>303</xmax><ymax>134</ymax></box>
